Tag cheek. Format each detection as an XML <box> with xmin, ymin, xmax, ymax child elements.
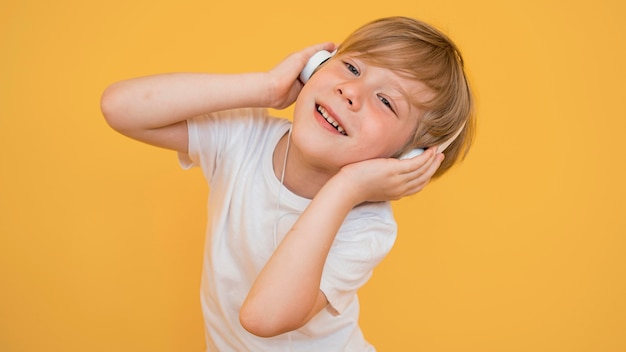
<box><xmin>373</xmin><ymin>122</ymin><xmax>417</xmax><ymax>155</ymax></box>
<box><xmin>292</xmin><ymin>94</ymin><xmax>313</xmax><ymax>127</ymax></box>
<box><xmin>354</xmin><ymin>130</ymin><xmax>399</xmax><ymax>158</ymax></box>
<box><xmin>370</xmin><ymin>117</ymin><xmax>409</xmax><ymax>140</ymax></box>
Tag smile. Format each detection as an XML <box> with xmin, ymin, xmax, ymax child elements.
<box><xmin>316</xmin><ymin>105</ymin><xmax>347</xmax><ymax>135</ymax></box>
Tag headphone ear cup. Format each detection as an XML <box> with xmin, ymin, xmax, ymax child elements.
<box><xmin>299</xmin><ymin>50</ymin><xmax>335</xmax><ymax>83</ymax></box>
<box><xmin>399</xmin><ymin>148</ymin><xmax>424</xmax><ymax>160</ymax></box>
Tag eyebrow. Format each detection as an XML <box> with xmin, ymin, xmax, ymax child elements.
<box><xmin>386</xmin><ymin>79</ymin><xmax>414</xmax><ymax>118</ymax></box>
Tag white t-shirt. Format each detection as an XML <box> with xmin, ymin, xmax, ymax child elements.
<box><xmin>179</xmin><ymin>108</ymin><xmax>397</xmax><ymax>351</ymax></box>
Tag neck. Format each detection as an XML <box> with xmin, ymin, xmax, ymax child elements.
<box><xmin>273</xmin><ymin>131</ymin><xmax>335</xmax><ymax>200</ymax></box>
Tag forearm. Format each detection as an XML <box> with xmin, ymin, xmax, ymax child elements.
<box><xmin>101</xmin><ymin>72</ymin><xmax>271</xmax><ymax>131</ymax></box>
<box><xmin>100</xmin><ymin>42</ymin><xmax>336</xmax><ymax>150</ymax></box>
<box><xmin>240</xmin><ymin>173</ymin><xmax>362</xmax><ymax>337</ymax></box>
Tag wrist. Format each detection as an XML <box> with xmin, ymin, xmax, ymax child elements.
<box><xmin>324</xmin><ymin>170</ymin><xmax>366</xmax><ymax>209</ymax></box>
<box><xmin>238</xmin><ymin>72</ymin><xmax>274</xmax><ymax>108</ymax></box>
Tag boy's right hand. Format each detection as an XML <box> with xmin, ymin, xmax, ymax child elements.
<box><xmin>266</xmin><ymin>42</ymin><xmax>336</xmax><ymax>110</ymax></box>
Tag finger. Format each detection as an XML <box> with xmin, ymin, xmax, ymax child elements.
<box><xmin>311</xmin><ymin>42</ymin><xmax>336</xmax><ymax>52</ymax></box>
<box><xmin>415</xmin><ymin>152</ymin><xmax>444</xmax><ymax>182</ymax></box>
<box><xmin>299</xmin><ymin>42</ymin><xmax>336</xmax><ymax>61</ymax></box>
<box><xmin>402</xmin><ymin>153</ymin><xmax>444</xmax><ymax>194</ymax></box>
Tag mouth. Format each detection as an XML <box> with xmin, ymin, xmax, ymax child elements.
<box><xmin>316</xmin><ymin>104</ymin><xmax>347</xmax><ymax>136</ymax></box>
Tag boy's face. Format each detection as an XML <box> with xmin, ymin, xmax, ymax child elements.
<box><xmin>292</xmin><ymin>53</ymin><xmax>431</xmax><ymax>171</ymax></box>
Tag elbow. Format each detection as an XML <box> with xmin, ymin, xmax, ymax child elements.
<box><xmin>100</xmin><ymin>83</ymin><xmax>129</xmax><ymax>133</ymax></box>
<box><xmin>239</xmin><ymin>302</ymin><xmax>300</xmax><ymax>338</ymax></box>
<box><xmin>239</xmin><ymin>304</ymin><xmax>283</xmax><ymax>338</ymax></box>
<box><xmin>239</xmin><ymin>290</ymin><xmax>328</xmax><ymax>337</ymax></box>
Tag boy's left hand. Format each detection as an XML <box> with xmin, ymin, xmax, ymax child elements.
<box><xmin>338</xmin><ymin>148</ymin><xmax>444</xmax><ymax>204</ymax></box>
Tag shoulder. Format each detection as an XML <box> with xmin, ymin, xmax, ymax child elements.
<box><xmin>190</xmin><ymin>107</ymin><xmax>267</xmax><ymax>126</ymax></box>
<box><xmin>332</xmin><ymin>201</ymin><xmax>397</xmax><ymax>256</ymax></box>
<box><xmin>188</xmin><ymin>108</ymin><xmax>289</xmax><ymax>147</ymax></box>
<box><xmin>344</xmin><ymin>201</ymin><xmax>397</xmax><ymax>233</ymax></box>
<box><xmin>183</xmin><ymin>108</ymin><xmax>289</xmax><ymax>172</ymax></box>
<box><xmin>192</xmin><ymin>108</ymin><xmax>287</xmax><ymax>132</ymax></box>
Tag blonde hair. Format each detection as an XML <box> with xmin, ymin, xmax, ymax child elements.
<box><xmin>336</xmin><ymin>16</ymin><xmax>475</xmax><ymax>177</ymax></box>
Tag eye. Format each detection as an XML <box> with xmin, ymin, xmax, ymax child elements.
<box><xmin>378</xmin><ymin>95</ymin><xmax>396</xmax><ymax>113</ymax></box>
<box><xmin>344</xmin><ymin>62</ymin><xmax>360</xmax><ymax>76</ymax></box>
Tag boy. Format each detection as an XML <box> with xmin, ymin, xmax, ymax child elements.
<box><xmin>101</xmin><ymin>16</ymin><xmax>474</xmax><ymax>351</ymax></box>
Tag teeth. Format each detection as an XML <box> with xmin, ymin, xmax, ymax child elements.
<box><xmin>317</xmin><ymin>105</ymin><xmax>347</xmax><ymax>135</ymax></box>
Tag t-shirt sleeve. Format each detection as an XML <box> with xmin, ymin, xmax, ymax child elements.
<box><xmin>319</xmin><ymin>202</ymin><xmax>397</xmax><ymax>315</ymax></box>
<box><xmin>177</xmin><ymin>108</ymin><xmax>269</xmax><ymax>180</ymax></box>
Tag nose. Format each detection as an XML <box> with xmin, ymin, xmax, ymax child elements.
<box><xmin>336</xmin><ymin>83</ymin><xmax>361</xmax><ymax>110</ymax></box>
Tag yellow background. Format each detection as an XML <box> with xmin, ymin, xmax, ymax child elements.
<box><xmin>1</xmin><ymin>0</ymin><xmax>625</xmax><ymax>351</ymax></box>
